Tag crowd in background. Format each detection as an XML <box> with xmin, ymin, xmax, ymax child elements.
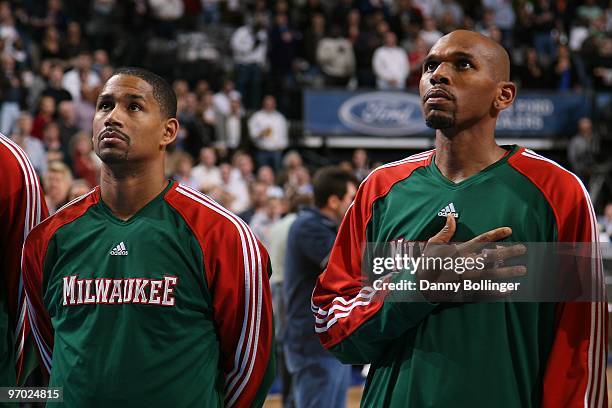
<box><xmin>0</xmin><ymin>0</ymin><xmax>611</xmax><ymax>231</ymax></box>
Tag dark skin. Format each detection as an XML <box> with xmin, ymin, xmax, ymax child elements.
<box><xmin>92</xmin><ymin>74</ymin><xmax>179</xmax><ymax>220</ymax></box>
<box><xmin>414</xmin><ymin>31</ymin><xmax>524</xmax><ymax>299</ymax></box>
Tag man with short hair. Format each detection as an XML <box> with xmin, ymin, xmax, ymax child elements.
<box><xmin>284</xmin><ymin>166</ymin><xmax>357</xmax><ymax>408</ymax></box>
<box><xmin>22</xmin><ymin>67</ymin><xmax>275</xmax><ymax>407</ymax></box>
<box><xmin>248</xmin><ymin>95</ymin><xmax>288</xmax><ymax>172</ymax></box>
<box><xmin>312</xmin><ymin>30</ymin><xmax>607</xmax><ymax>407</ymax></box>
<box><xmin>0</xmin><ymin>134</ymin><xmax>47</xmax><ymax>386</ymax></box>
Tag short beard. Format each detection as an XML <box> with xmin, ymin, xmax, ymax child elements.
<box><xmin>425</xmin><ymin>111</ymin><xmax>456</xmax><ymax>129</ymax></box>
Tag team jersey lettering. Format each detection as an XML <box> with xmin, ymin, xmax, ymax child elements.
<box><xmin>62</xmin><ymin>276</ymin><xmax>178</xmax><ymax>306</ymax></box>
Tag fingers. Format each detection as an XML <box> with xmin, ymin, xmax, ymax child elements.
<box><xmin>456</xmin><ymin>227</ymin><xmax>512</xmax><ymax>255</ymax></box>
<box><xmin>428</xmin><ymin>215</ymin><xmax>456</xmax><ymax>244</ymax></box>
<box><xmin>481</xmin><ymin>244</ymin><xmax>526</xmax><ymax>265</ymax></box>
<box><xmin>462</xmin><ymin>265</ymin><xmax>527</xmax><ymax>280</ymax></box>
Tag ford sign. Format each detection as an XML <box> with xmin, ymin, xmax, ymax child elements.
<box><xmin>338</xmin><ymin>92</ymin><xmax>428</xmax><ymax>136</ymax></box>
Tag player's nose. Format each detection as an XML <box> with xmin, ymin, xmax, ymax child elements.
<box><xmin>104</xmin><ymin>106</ymin><xmax>124</xmax><ymax>128</ymax></box>
<box><xmin>430</xmin><ymin>63</ymin><xmax>451</xmax><ymax>86</ymax></box>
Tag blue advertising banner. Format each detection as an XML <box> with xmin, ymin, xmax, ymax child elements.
<box><xmin>304</xmin><ymin>90</ymin><xmax>592</xmax><ymax>137</ymax></box>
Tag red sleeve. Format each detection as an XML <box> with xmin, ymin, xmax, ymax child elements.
<box><xmin>0</xmin><ymin>135</ymin><xmax>49</xmax><ymax>381</ymax></box>
<box><xmin>21</xmin><ymin>188</ymin><xmax>97</xmax><ymax>377</ymax></box>
<box><xmin>312</xmin><ymin>152</ymin><xmax>433</xmax><ymax>349</ymax></box>
<box><xmin>167</xmin><ymin>184</ymin><xmax>274</xmax><ymax>408</ymax></box>
<box><xmin>509</xmin><ymin>148</ymin><xmax>607</xmax><ymax>408</ymax></box>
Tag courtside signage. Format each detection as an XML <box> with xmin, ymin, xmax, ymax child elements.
<box><xmin>338</xmin><ymin>92</ymin><xmax>428</xmax><ymax>136</ymax></box>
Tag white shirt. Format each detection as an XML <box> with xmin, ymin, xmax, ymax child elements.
<box><xmin>225</xmin><ymin>114</ymin><xmax>242</xmax><ymax>149</ymax></box>
<box><xmin>62</xmin><ymin>69</ymin><xmax>101</xmax><ymax>102</ymax></box>
<box><xmin>372</xmin><ymin>46</ymin><xmax>409</xmax><ymax>86</ymax></box>
<box><xmin>148</xmin><ymin>0</ymin><xmax>184</xmax><ymax>20</ymax></box>
<box><xmin>248</xmin><ymin>110</ymin><xmax>288</xmax><ymax>151</ymax></box>
<box><xmin>231</xmin><ymin>26</ymin><xmax>267</xmax><ymax>65</ymax></box>
<box><xmin>191</xmin><ymin>164</ymin><xmax>222</xmax><ymax>191</ymax></box>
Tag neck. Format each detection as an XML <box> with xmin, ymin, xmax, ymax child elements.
<box><xmin>319</xmin><ymin>206</ymin><xmax>338</xmax><ymax>223</ymax></box>
<box><xmin>434</xmin><ymin>122</ymin><xmax>506</xmax><ymax>183</ymax></box>
<box><xmin>99</xmin><ymin>160</ymin><xmax>168</xmax><ymax>220</ymax></box>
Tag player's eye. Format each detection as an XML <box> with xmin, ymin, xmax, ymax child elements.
<box><xmin>424</xmin><ymin>61</ymin><xmax>438</xmax><ymax>72</ymax></box>
<box><xmin>128</xmin><ymin>103</ymin><xmax>142</xmax><ymax>112</ymax></box>
<box><xmin>457</xmin><ymin>59</ymin><xmax>474</xmax><ymax>70</ymax></box>
<box><xmin>97</xmin><ymin>101</ymin><xmax>112</xmax><ymax>111</ymax></box>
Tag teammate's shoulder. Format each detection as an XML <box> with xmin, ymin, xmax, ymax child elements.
<box><xmin>0</xmin><ymin>133</ymin><xmax>32</xmax><ymax>176</ymax></box>
<box><xmin>358</xmin><ymin>149</ymin><xmax>434</xmax><ymax>196</ymax></box>
<box><xmin>28</xmin><ymin>187</ymin><xmax>99</xmax><ymax>244</ymax></box>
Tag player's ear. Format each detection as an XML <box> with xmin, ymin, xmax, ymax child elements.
<box><xmin>160</xmin><ymin>118</ymin><xmax>179</xmax><ymax>148</ymax></box>
<box><xmin>494</xmin><ymin>81</ymin><xmax>516</xmax><ymax>112</ymax></box>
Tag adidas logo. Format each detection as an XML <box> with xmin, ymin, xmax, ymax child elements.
<box><xmin>109</xmin><ymin>242</ymin><xmax>128</xmax><ymax>256</ymax></box>
<box><xmin>438</xmin><ymin>203</ymin><xmax>459</xmax><ymax>218</ymax></box>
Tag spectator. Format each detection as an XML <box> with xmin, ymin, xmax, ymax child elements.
<box><xmin>568</xmin><ymin>117</ymin><xmax>598</xmax><ymax>183</ymax></box>
<box><xmin>231</xmin><ymin>150</ymin><xmax>256</xmax><ymax>185</ymax></box>
<box><xmin>42</xmin><ymin>120</ymin><xmax>64</xmax><ymax>163</ymax></box>
<box><xmin>10</xmin><ymin>111</ymin><xmax>47</xmax><ymax>176</ymax></box>
<box><xmin>267</xmin><ymin>192</ymin><xmax>313</xmax><ymax>408</ymax></box>
<box><xmin>482</xmin><ymin>0</ymin><xmax>515</xmax><ymax>48</ymax></box>
<box><xmin>238</xmin><ymin>180</ymin><xmax>269</xmax><ymax>224</ymax></box>
<box><xmin>301</xmin><ymin>13</ymin><xmax>326</xmax><ymax>73</ymax></box>
<box><xmin>407</xmin><ymin>35</ymin><xmax>429</xmax><ymax>87</ymax></box>
<box><xmin>69</xmin><ymin>131</ymin><xmax>100</xmax><ymax>188</ymax></box>
<box><xmin>40</xmin><ymin>26</ymin><xmax>65</xmax><ymax>60</ymax></box>
<box><xmin>32</xmin><ymin>95</ymin><xmax>56</xmax><ymax>139</ymax></box>
<box><xmin>170</xmin><ymin>151</ymin><xmax>199</xmax><ymax>188</ymax></box>
<box><xmin>43</xmin><ymin>160</ymin><xmax>73</xmax><ymax>214</ymax></box>
<box><xmin>277</xmin><ymin>150</ymin><xmax>304</xmax><ymax>188</ymax></box>
<box><xmin>352</xmin><ymin>148</ymin><xmax>371</xmax><ymax>181</ymax></box>
<box><xmin>372</xmin><ymin>31</ymin><xmax>409</xmax><ymax>89</ymax></box>
<box><xmin>419</xmin><ymin>17</ymin><xmax>443</xmax><ymax>49</ymax></box>
<box><xmin>41</xmin><ymin>64</ymin><xmax>73</xmax><ymax>106</ymax></box>
<box><xmin>222</xmin><ymin>98</ymin><xmax>247</xmax><ymax>152</ymax></box>
<box><xmin>353</xmin><ymin>14</ymin><xmax>381</xmax><ymax>87</ymax></box>
<box><xmin>191</xmin><ymin>146</ymin><xmax>222</xmax><ymax>192</ymax></box>
<box><xmin>212</xmin><ymin>79</ymin><xmax>240</xmax><ymax>118</ymax></box>
<box><xmin>267</xmin><ymin>12</ymin><xmax>298</xmax><ymax>106</ymax></box>
<box><xmin>257</xmin><ymin>165</ymin><xmax>284</xmax><ymax>197</ymax></box>
<box><xmin>214</xmin><ymin>162</ymin><xmax>250</xmax><ymax>214</ymax></box>
<box><xmin>316</xmin><ymin>25</ymin><xmax>356</xmax><ymax>88</ymax></box>
<box><xmin>68</xmin><ymin>178</ymin><xmax>92</xmax><ymax>200</ymax></box>
<box><xmin>248</xmin><ymin>95</ymin><xmax>289</xmax><ymax>172</ymax></box>
<box><xmin>64</xmin><ymin>21</ymin><xmax>90</xmax><ymax>59</ymax></box>
<box><xmin>61</xmin><ymin>51</ymin><xmax>101</xmax><ymax>102</ymax></box>
<box><xmin>577</xmin><ymin>0</ymin><xmax>603</xmax><ymax>23</ymax></box>
<box><xmin>553</xmin><ymin>44</ymin><xmax>577</xmax><ymax>90</ymax></box>
<box><xmin>148</xmin><ymin>0</ymin><xmax>184</xmax><ymax>38</ymax></box>
<box><xmin>249</xmin><ymin>193</ymin><xmax>284</xmax><ymax>248</ymax></box>
<box><xmin>532</xmin><ymin>0</ymin><xmax>557</xmax><ymax>63</ymax></box>
<box><xmin>283</xmin><ymin>166</ymin><xmax>357</xmax><ymax>408</ymax></box>
<box><xmin>57</xmin><ymin>100</ymin><xmax>79</xmax><ymax>161</ymax></box>
<box><xmin>230</xmin><ymin>13</ymin><xmax>268</xmax><ymax>110</ymax></box>
<box><xmin>515</xmin><ymin>47</ymin><xmax>552</xmax><ymax>89</ymax></box>
<box><xmin>432</xmin><ymin>0</ymin><xmax>464</xmax><ymax>28</ymax></box>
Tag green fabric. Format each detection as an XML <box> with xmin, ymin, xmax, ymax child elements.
<box><xmin>43</xmin><ymin>185</ymin><xmax>226</xmax><ymax>407</ymax></box>
<box><xmin>332</xmin><ymin>146</ymin><xmax>560</xmax><ymax>407</ymax></box>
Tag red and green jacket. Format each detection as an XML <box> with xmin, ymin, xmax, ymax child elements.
<box><xmin>312</xmin><ymin>145</ymin><xmax>607</xmax><ymax>407</ymax></box>
<box><xmin>22</xmin><ymin>181</ymin><xmax>275</xmax><ymax>407</ymax></box>
<box><xmin>0</xmin><ymin>134</ymin><xmax>48</xmax><ymax>386</ymax></box>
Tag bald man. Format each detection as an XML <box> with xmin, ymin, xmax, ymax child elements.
<box><xmin>312</xmin><ymin>30</ymin><xmax>607</xmax><ymax>407</ymax></box>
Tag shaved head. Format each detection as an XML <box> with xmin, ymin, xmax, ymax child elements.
<box><xmin>419</xmin><ymin>29</ymin><xmax>517</xmax><ymax>131</ymax></box>
<box><xmin>433</xmin><ymin>30</ymin><xmax>510</xmax><ymax>82</ymax></box>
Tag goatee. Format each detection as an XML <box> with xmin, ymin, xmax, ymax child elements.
<box><xmin>425</xmin><ymin>113</ymin><xmax>456</xmax><ymax>129</ymax></box>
